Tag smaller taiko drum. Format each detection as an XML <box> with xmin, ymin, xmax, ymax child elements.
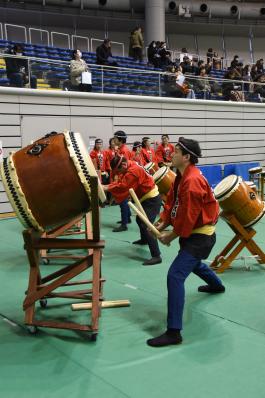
<box><xmin>144</xmin><ymin>162</ymin><xmax>159</xmax><ymax>176</ymax></box>
<box><xmin>153</xmin><ymin>166</ymin><xmax>176</xmax><ymax>195</ymax></box>
<box><xmin>214</xmin><ymin>175</ymin><xmax>265</xmax><ymax>227</ymax></box>
<box><xmin>245</xmin><ymin>181</ymin><xmax>257</xmax><ymax>193</ymax></box>
<box><xmin>248</xmin><ymin>166</ymin><xmax>262</xmax><ymax>176</ymax></box>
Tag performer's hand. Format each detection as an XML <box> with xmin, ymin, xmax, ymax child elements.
<box><xmin>103</xmin><ymin>185</ymin><xmax>109</xmax><ymax>191</ymax></box>
<box><xmin>158</xmin><ymin>230</ymin><xmax>177</xmax><ymax>246</ymax></box>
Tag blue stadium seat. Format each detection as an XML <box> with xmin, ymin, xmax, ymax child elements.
<box><xmin>197</xmin><ymin>165</ymin><xmax>223</xmax><ymax>188</ymax></box>
<box><xmin>0</xmin><ymin>78</ymin><xmax>9</xmax><ymax>86</ymax></box>
<box><xmin>224</xmin><ymin>162</ymin><xmax>260</xmax><ymax>181</ymax></box>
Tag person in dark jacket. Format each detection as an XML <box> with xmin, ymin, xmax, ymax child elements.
<box><xmin>5</xmin><ymin>44</ymin><xmax>37</xmax><ymax>88</ymax></box>
<box><xmin>96</xmin><ymin>39</ymin><xmax>118</xmax><ymax>66</ymax></box>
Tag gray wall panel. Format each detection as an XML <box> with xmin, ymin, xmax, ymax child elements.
<box><xmin>0</xmin><ymin>88</ymin><xmax>264</xmax><ymax>214</ymax></box>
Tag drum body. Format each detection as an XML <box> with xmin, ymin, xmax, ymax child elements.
<box><xmin>144</xmin><ymin>162</ymin><xmax>159</xmax><ymax>176</ymax></box>
<box><xmin>153</xmin><ymin>166</ymin><xmax>176</xmax><ymax>195</ymax></box>
<box><xmin>214</xmin><ymin>175</ymin><xmax>265</xmax><ymax>227</ymax></box>
<box><xmin>0</xmin><ymin>131</ymin><xmax>106</xmax><ymax>232</ymax></box>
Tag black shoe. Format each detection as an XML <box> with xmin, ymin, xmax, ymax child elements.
<box><xmin>142</xmin><ymin>256</ymin><xmax>162</xmax><ymax>266</ymax></box>
<box><xmin>112</xmin><ymin>225</ymin><xmax>128</xmax><ymax>232</ymax></box>
<box><xmin>133</xmin><ymin>239</ymin><xmax>148</xmax><ymax>245</ymax></box>
<box><xmin>147</xmin><ymin>331</ymin><xmax>182</xmax><ymax>347</ymax></box>
<box><xmin>117</xmin><ymin>219</ymin><xmax>132</xmax><ymax>224</ymax></box>
<box><xmin>198</xmin><ymin>284</ymin><xmax>225</xmax><ymax>293</ymax></box>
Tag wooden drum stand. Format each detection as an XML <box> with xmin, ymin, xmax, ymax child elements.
<box><xmin>23</xmin><ymin>177</ymin><xmax>105</xmax><ymax>339</ymax></box>
<box><xmin>210</xmin><ymin>212</ymin><xmax>265</xmax><ymax>273</ymax></box>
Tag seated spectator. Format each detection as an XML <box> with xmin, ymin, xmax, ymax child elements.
<box><xmin>195</xmin><ymin>59</ymin><xmax>211</xmax><ymax>75</ymax></box>
<box><xmin>130</xmin><ymin>27</ymin><xmax>144</xmax><ymax>62</ymax></box>
<box><xmin>230</xmin><ymin>55</ymin><xmax>240</xmax><ymax>69</ymax></box>
<box><xmin>147</xmin><ymin>41</ymin><xmax>157</xmax><ymax>66</ymax></box>
<box><xmin>222</xmin><ymin>69</ymin><xmax>244</xmax><ymax>101</ymax></box>
<box><xmin>163</xmin><ymin>65</ymin><xmax>184</xmax><ymax>98</ymax></box>
<box><xmin>206</xmin><ymin>48</ymin><xmax>214</xmax><ymax>64</ymax></box>
<box><xmin>194</xmin><ymin>67</ymin><xmax>211</xmax><ymax>99</ymax></box>
<box><xmin>253</xmin><ymin>74</ymin><xmax>265</xmax><ymax>100</ymax></box>
<box><xmin>181</xmin><ymin>56</ymin><xmax>195</xmax><ymax>74</ymax></box>
<box><xmin>69</xmin><ymin>49</ymin><xmax>92</xmax><ymax>92</ymax></box>
<box><xmin>242</xmin><ymin>64</ymin><xmax>252</xmax><ymax>92</ymax></box>
<box><xmin>207</xmin><ymin>49</ymin><xmax>222</xmax><ymax>70</ymax></box>
<box><xmin>158</xmin><ymin>42</ymin><xmax>171</xmax><ymax>69</ymax></box>
<box><xmin>96</xmin><ymin>39</ymin><xmax>118</xmax><ymax>67</ymax></box>
<box><xmin>256</xmin><ymin>58</ymin><xmax>265</xmax><ymax>76</ymax></box>
<box><xmin>179</xmin><ymin>47</ymin><xmax>192</xmax><ymax>63</ymax></box>
<box><xmin>5</xmin><ymin>44</ymin><xmax>37</xmax><ymax>89</ymax></box>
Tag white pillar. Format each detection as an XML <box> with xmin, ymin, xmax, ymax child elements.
<box><xmin>145</xmin><ymin>0</ymin><xmax>165</xmax><ymax>45</ymax></box>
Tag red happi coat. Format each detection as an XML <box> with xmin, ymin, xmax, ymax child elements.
<box><xmin>129</xmin><ymin>150</ymin><xmax>144</xmax><ymax>166</ymax></box>
<box><xmin>155</xmin><ymin>143</ymin><xmax>175</xmax><ymax>164</ymax></box>
<box><xmin>160</xmin><ymin>164</ymin><xmax>219</xmax><ymax>238</ymax></box>
<box><xmin>104</xmin><ymin>148</ymin><xmax>116</xmax><ymax>171</ymax></box>
<box><xmin>141</xmin><ymin>147</ymin><xmax>157</xmax><ymax>165</ymax></box>
<box><xmin>117</xmin><ymin>143</ymin><xmax>131</xmax><ymax>160</ymax></box>
<box><xmin>90</xmin><ymin>149</ymin><xmax>107</xmax><ymax>171</ymax></box>
<box><xmin>108</xmin><ymin>160</ymin><xmax>156</xmax><ymax>204</ymax></box>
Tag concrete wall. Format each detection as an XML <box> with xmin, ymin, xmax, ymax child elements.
<box><xmin>0</xmin><ymin>87</ymin><xmax>265</xmax><ymax>214</ymax></box>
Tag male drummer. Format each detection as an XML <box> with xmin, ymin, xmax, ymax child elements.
<box><xmin>112</xmin><ymin>130</ymin><xmax>132</xmax><ymax>232</ymax></box>
<box><xmin>104</xmin><ymin>155</ymin><xmax>162</xmax><ymax>265</ymax></box>
<box><xmin>147</xmin><ymin>137</ymin><xmax>225</xmax><ymax>347</ymax></box>
<box><xmin>155</xmin><ymin>134</ymin><xmax>175</xmax><ymax>167</ymax></box>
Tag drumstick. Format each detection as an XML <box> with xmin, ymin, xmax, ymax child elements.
<box><xmin>129</xmin><ymin>188</ymin><xmax>147</xmax><ymax>218</ymax></box>
<box><xmin>128</xmin><ymin>201</ymin><xmax>161</xmax><ymax>238</ymax></box>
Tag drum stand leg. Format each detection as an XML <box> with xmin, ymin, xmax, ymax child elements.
<box><xmin>23</xmin><ymin>177</ymin><xmax>104</xmax><ymax>337</ymax></box>
<box><xmin>210</xmin><ymin>213</ymin><xmax>265</xmax><ymax>273</ymax></box>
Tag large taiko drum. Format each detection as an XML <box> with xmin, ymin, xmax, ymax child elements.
<box><xmin>153</xmin><ymin>166</ymin><xmax>176</xmax><ymax>195</ymax></box>
<box><xmin>0</xmin><ymin>131</ymin><xmax>106</xmax><ymax>232</ymax></box>
<box><xmin>144</xmin><ymin>162</ymin><xmax>159</xmax><ymax>176</ymax></box>
<box><xmin>214</xmin><ymin>175</ymin><xmax>265</xmax><ymax>227</ymax></box>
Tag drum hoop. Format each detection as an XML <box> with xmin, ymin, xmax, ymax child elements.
<box><xmin>214</xmin><ymin>176</ymin><xmax>241</xmax><ymax>202</ymax></box>
<box><xmin>154</xmin><ymin>166</ymin><xmax>168</xmax><ymax>184</ymax></box>
<box><xmin>0</xmin><ymin>156</ymin><xmax>44</xmax><ymax>231</ymax></box>
<box><xmin>244</xmin><ymin>202</ymin><xmax>265</xmax><ymax>227</ymax></box>
<box><xmin>248</xmin><ymin>167</ymin><xmax>262</xmax><ymax>174</ymax></box>
<box><xmin>64</xmin><ymin>131</ymin><xmax>106</xmax><ymax>203</ymax></box>
<box><xmin>144</xmin><ymin>162</ymin><xmax>154</xmax><ymax>171</ymax></box>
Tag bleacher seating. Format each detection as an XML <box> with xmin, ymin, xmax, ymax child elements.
<box><xmin>223</xmin><ymin>162</ymin><xmax>260</xmax><ymax>181</ymax></box>
<box><xmin>197</xmin><ymin>164</ymin><xmax>223</xmax><ymax>188</ymax></box>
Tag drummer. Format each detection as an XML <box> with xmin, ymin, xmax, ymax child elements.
<box><xmin>89</xmin><ymin>138</ymin><xmax>109</xmax><ymax>184</ymax></box>
<box><xmin>104</xmin><ymin>155</ymin><xmax>162</xmax><ymax>266</ymax></box>
<box><xmin>130</xmin><ymin>141</ymin><xmax>144</xmax><ymax>166</ymax></box>
<box><xmin>141</xmin><ymin>137</ymin><xmax>157</xmax><ymax>166</ymax></box>
<box><xmin>112</xmin><ymin>130</ymin><xmax>132</xmax><ymax>232</ymax></box>
<box><xmin>155</xmin><ymin>134</ymin><xmax>175</xmax><ymax>167</ymax></box>
<box><xmin>147</xmin><ymin>137</ymin><xmax>225</xmax><ymax>347</ymax></box>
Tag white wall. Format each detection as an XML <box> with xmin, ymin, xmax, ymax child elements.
<box><xmin>0</xmin><ymin>88</ymin><xmax>264</xmax><ymax>214</ymax></box>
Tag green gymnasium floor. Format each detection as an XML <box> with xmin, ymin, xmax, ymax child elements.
<box><xmin>0</xmin><ymin>206</ymin><xmax>265</xmax><ymax>398</ymax></box>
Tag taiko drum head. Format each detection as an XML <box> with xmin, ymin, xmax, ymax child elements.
<box><xmin>0</xmin><ymin>131</ymin><xmax>106</xmax><ymax>232</ymax></box>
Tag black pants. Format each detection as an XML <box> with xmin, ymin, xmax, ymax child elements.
<box><xmin>136</xmin><ymin>195</ymin><xmax>161</xmax><ymax>257</ymax></box>
<box><xmin>132</xmin><ymin>47</ymin><xmax>143</xmax><ymax>62</ymax></box>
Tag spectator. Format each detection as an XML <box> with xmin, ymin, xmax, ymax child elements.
<box><xmin>242</xmin><ymin>64</ymin><xmax>252</xmax><ymax>92</ymax></box>
<box><xmin>5</xmin><ymin>44</ymin><xmax>37</xmax><ymax>89</ymax></box>
<box><xmin>130</xmin><ymin>26</ymin><xmax>144</xmax><ymax>62</ymax></box>
<box><xmin>206</xmin><ymin>48</ymin><xmax>214</xmax><ymax>64</ymax></box>
<box><xmin>96</xmin><ymin>39</ymin><xmax>118</xmax><ymax>67</ymax></box>
<box><xmin>222</xmin><ymin>69</ymin><xmax>244</xmax><ymax>101</ymax></box>
<box><xmin>254</xmin><ymin>74</ymin><xmax>265</xmax><ymax>100</ymax></box>
<box><xmin>163</xmin><ymin>65</ymin><xmax>186</xmax><ymax>98</ymax></box>
<box><xmin>158</xmin><ymin>42</ymin><xmax>171</xmax><ymax>69</ymax></box>
<box><xmin>69</xmin><ymin>49</ymin><xmax>92</xmax><ymax>92</ymax></box>
<box><xmin>179</xmin><ymin>47</ymin><xmax>192</xmax><ymax>63</ymax></box>
<box><xmin>230</xmin><ymin>55</ymin><xmax>240</xmax><ymax>69</ymax></box>
<box><xmin>147</xmin><ymin>41</ymin><xmax>158</xmax><ymax>66</ymax></box>
<box><xmin>194</xmin><ymin>67</ymin><xmax>211</xmax><ymax>99</ymax></box>
<box><xmin>181</xmin><ymin>56</ymin><xmax>195</xmax><ymax>74</ymax></box>
<box><xmin>256</xmin><ymin>59</ymin><xmax>265</xmax><ymax>76</ymax></box>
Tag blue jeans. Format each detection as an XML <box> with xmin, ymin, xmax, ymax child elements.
<box><xmin>120</xmin><ymin>199</ymin><xmax>131</xmax><ymax>225</ymax></box>
<box><xmin>167</xmin><ymin>249</ymin><xmax>223</xmax><ymax>330</ymax></box>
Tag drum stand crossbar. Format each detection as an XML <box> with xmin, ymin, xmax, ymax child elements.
<box><xmin>23</xmin><ymin>177</ymin><xmax>105</xmax><ymax>338</ymax></box>
<box><xmin>210</xmin><ymin>213</ymin><xmax>265</xmax><ymax>273</ymax></box>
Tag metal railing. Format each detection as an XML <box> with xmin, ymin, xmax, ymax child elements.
<box><xmin>0</xmin><ymin>53</ymin><xmax>265</xmax><ymax>103</ymax></box>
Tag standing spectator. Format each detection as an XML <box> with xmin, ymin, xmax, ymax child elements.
<box><xmin>230</xmin><ymin>55</ymin><xmax>240</xmax><ymax>69</ymax></box>
<box><xmin>147</xmin><ymin>41</ymin><xmax>157</xmax><ymax>66</ymax></box>
<box><xmin>179</xmin><ymin>47</ymin><xmax>192</xmax><ymax>63</ymax></box>
<box><xmin>131</xmin><ymin>27</ymin><xmax>144</xmax><ymax>62</ymax></box>
<box><xmin>5</xmin><ymin>44</ymin><xmax>37</xmax><ymax>89</ymax></box>
<box><xmin>96</xmin><ymin>39</ymin><xmax>118</xmax><ymax>67</ymax></box>
<box><xmin>155</xmin><ymin>134</ymin><xmax>175</xmax><ymax>167</ymax></box>
<box><xmin>70</xmin><ymin>49</ymin><xmax>92</xmax><ymax>92</ymax></box>
<box><xmin>158</xmin><ymin>42</ymin><xmax>171</xmax><ymax>69</ymax></box>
